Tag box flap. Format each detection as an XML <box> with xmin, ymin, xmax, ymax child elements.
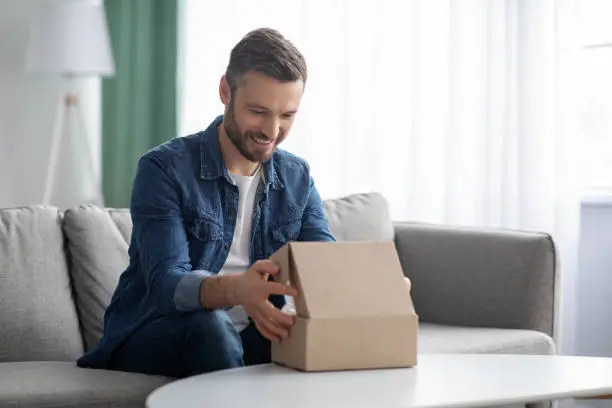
<box><xmin>269</xmin><ymin>243</ymin><xmax>311</xmax><ymax>317</ymax></box>
<box><xmin>270</xmin><ymin>241</ymin><xmax>414</xmax><ymax>319</ymax></box>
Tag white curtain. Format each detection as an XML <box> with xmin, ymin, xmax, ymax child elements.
<box><xmin>178</xmin><ymin>0</ymin><xmax>583</xmax><ymax>355</ymax></box>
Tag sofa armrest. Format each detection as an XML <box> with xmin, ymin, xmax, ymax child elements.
<box><xmin>394</xmin><ymin>222</ymin><xmax>557</xmax><ymax>337</ymax></box>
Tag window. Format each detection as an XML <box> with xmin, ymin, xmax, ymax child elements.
<box><xmin>578</xmin><ymin>1</ymin><xmax>612</xmax><ymax>191</ymax></box>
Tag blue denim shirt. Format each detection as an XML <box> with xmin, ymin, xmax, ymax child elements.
<box><xmin>77</xmin><ymin>115</ymin><xmax>335</xmax><ymax>369</ymax></box>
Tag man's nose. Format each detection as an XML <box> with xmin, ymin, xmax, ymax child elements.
<box><xmin>262</xmin><ymin>118</ymin><xmax>280</xmax><ymax>140</ymax></box>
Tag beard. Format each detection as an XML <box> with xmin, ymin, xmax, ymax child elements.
<box><xmin>223</xmin><ymin>102</ymin><xmax>284</xmax><ymax>163</ymax></box>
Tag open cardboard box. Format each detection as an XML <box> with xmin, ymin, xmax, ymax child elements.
<box><xmin>269</xmin><ymin>241</ymin><xmax>419</xmax><ymax>372</ymax></box>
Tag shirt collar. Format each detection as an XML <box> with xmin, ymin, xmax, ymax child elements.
<box><xmin>199</xmin><ymin>115</ymin><xmax>284</xmax><ymax>190</ymax></box>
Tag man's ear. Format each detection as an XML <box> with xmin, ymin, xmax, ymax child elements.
<box><xmin>219</xmin><ymin>75</ymin><xmax>231</xmax><ymax>106</ymax></box>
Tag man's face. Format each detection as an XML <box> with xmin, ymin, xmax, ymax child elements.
<box><xmin>222</xmin><ymin>71</ymin><xmax>304</xmax><ymax>163</ymax></box>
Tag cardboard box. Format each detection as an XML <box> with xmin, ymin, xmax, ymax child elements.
<box><xmin>269</xmin><ymin>241</ymin><xmax>418</xmax><ymax>372</ymax></box>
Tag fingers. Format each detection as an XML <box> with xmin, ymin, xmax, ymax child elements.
<box><xmin>260</xmin><ymin>315</ymin><xmax>289</xmax><ymax>343</ymax></box>
<box><xmin>253</xmin><ymin>319</ymin><xmax>281</xmax><ymax>343</ymax></box>
<box><xmin>403</xmin><ymin>276</ymin><xmax>412</xmax><ymax>291</ymax></box>
<box><xmin>268</xmin><ymin>305</ymin><xmax>296</xmax><ymax>328</ymax></box>
<box><xmin>252</xmin><ymin>310</ymin><xmax>289</xmax><ymax>343</ymax></box>
<box><xmin>251</xmin><ymin>260</ymin><xmax>279</xmax><ymax>277</ymax></box>
<box><xmin>251</xmin><ymin>302</ymin><xmax>296</xmax><ymax>343</ymax></box>
<box><xmin>265</xmin><ymin>281</ymin><xmax>299</xmax><ymax>297</ymax></box>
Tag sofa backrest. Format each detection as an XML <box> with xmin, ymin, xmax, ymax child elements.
<box><xmin>323</xmin><ymin>192</ymin><xmax>394</xmax><ymax>242</ymax></box>
<box><xmin>0</xmin><ymin>193</ymin><xmax>395</xmax><ymax>357</ymax></box>
<box><xmin>0</xmin><ymin>206</ymin><xmax>84</xmax><ymax>362</ymax></box>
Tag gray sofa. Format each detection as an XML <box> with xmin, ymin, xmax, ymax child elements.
<box><xmin>0</xmin><ymin>192</ymin><xmax>557</xmax><ymax>408</ymax></box>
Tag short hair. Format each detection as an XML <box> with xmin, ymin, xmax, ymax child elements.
<box><xmin>225</xmin><ymin>28</ymin><xmax>307</xmax><ymax>91</ymax></box>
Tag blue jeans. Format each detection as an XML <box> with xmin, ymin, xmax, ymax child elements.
<box><xmin>108</xmin><ymin>310</ymin><xmax>270</xmax><ymax>378</ymax></box>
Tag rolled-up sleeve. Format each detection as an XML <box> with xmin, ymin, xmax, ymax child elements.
<box><xmin>173</xmin><ymin>270</ymin><xmax>214</xmax><ymax>311</ymax></box>
<box><xmin>130</xmin><ymin>155</ymin><xmax>214</xmax><ymax>315</ymax></box>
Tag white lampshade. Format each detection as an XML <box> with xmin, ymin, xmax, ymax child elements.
<box><xmin>25</xmin><ymin>0</ymin><xmax>115</xmax><ymax>77</ymax></box>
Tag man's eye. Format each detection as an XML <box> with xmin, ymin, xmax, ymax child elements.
<box><xmin>281</xmin><ymin>113</ymin><xmax>294</xmax><ymax>119</ymax></box>
<box><xmin>251</xmin><ymin>110</ymin><xmax>265</xmax><ymax>115</ymax></box>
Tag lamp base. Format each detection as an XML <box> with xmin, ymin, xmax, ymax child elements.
<box><xmin>43</xmin><ymin>87</ymin><xmax>104</xmax><ymax>208</ymax></box>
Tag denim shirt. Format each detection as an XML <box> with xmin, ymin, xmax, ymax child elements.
<box><xmin>77</xmin><ymin>115</ymin><xmax>335</xmax><ymax>369</ymax></box>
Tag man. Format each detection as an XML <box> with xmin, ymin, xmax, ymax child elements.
<box><xmin>77</xmin><ymin>28</ymin><xmax>335</xmax><ymax>378</ymax></box>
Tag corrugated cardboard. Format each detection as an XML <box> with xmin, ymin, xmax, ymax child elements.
<box><xmin>269</xmin><ymin>241</ymin><xmax>418</xmax><ymax>372</ymax></box>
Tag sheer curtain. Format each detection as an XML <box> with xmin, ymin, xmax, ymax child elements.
<box><xmin>178</xmin><ymin>0</ymin><xmax>583</xmax><ymax>355</ymax></box>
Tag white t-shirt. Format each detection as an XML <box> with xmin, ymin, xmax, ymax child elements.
<box><xmin>218</xmin><ymin>167</ymin><xmax>262</xmax><ymax>332</ymax></box>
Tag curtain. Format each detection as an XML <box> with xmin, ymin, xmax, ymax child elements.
<box><xmin>178</xmin><ymin>0</ymin><xmax>583</xmax><ymax>355</ymax></box>
<box><xmin>102</xmin><ymin>0</ymin><xmax>178</xmax><ymax>208</ymax></box>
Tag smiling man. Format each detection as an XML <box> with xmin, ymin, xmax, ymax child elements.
<box><xmin>76</xmin><ymin>28</ymin><xmax>335</xmax><ymax>378</ymax></box>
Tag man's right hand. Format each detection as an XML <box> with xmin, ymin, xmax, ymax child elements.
<box><xmin>236</xmin><ymin>260</ymin><xmax>298</xmax><ymax>343</ymax></box>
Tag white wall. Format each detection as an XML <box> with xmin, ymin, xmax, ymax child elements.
<box><xmin>0</xmin><ymin>0</ymin><xmax>101</xmax><ymax>209</ymax></box>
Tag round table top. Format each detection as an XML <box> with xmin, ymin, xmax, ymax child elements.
<box><xmin>146</xmin><ymin>354</ymin><xmax>612</xmax><ymax>408</ymax></box>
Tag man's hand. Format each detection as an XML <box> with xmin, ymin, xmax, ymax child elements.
<box><xmin>236</xmin><ymin>260</ymin><xmax>298</xmax><ymax>343</ymax></box>
<box><xmin>404</xmin><ymin>276</ymin><xmax>412</xmax><ymax>292</ymax></box>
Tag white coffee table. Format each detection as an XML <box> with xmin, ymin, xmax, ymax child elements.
<box><xmin>146</xmin><ymin>354</ymin><xmax>612</xmax><ymax>408</ymax></box>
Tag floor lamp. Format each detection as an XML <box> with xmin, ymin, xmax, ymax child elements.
<box><xmin>25</xmin><ymin>0</ymin><xmax>115</xmax><ymax>207</ymax></box>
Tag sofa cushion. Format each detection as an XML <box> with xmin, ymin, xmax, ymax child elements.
<box><xmin>323</xmin><ymin>192</ymin><xmax>394</xmax><ymax>241</ymax></box>
<box><xmin>0</xmin><ymin>361</ymin><xmax>172</xmax><ymax>408</ymax></box>
<box><xmin>0</xmin><ymin>206</ymin><xmax>84</xmax><ymax>362</ymax></box>
<box><xmin>419</xmin><ymin>323</ymin><xmax>556</xmax><ymax>355</ymax></box>
<box><xmin>62</xmin><ymin>206</ymin><xmax>132</xmax><ymax>351</ymax></box>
